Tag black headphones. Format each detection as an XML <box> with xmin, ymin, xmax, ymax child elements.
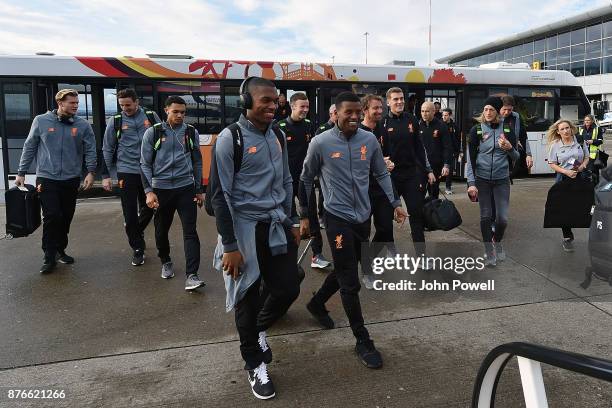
<box><xmin>239</xmin><ymin>76</ymin><xmax>256</xmax><ymax>110</ymax></box>
<box><xmin>53</xmin><ymin>109</ymin><xmax>74</xmax><ymax>124</ymax></box>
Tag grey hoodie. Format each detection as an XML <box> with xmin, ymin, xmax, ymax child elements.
<box><xmin>18</xmin><ymin>111</ymin><xmax>97</xmax><ymax>179</ymax></box>
<box><xmin>299</xmin><ymin>126</ymin><xmax>401</xmax><ymax>224</ymax></box>
<box><xmin>465</xmin><ymin>122</ymin><xmax>520</xmax><ymax>187</ymax></box>
<box><xmin>140</xmin><ymin>122</ymin><xmax>203</xmax><ymax>193</ymax></box>
<box><xmin>103</xmin><ymin>107</ymin><xmax>160</xmax><ymax>175</ymax></box>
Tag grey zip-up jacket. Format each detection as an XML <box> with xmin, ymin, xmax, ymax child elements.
<box><xmin>465</xmin><ymin>122</ymin><xmax>520</xmax><ymax>187</ymax></box>
<box><xmin>140</xmin><ymin>122</ymin><xmax>203</xmax><ymax>193</ymax></box>
<box><xmin>211</xmin><ymin>115</ymin><xmax>295</xmax><ymax>312</ymax></box>
<box><xmin>18</xmin><ymin>111</ymin><xmax>97</xmax><ymax>179</ymax></box>
<box><xmin>299</xmin><ymin>126</ymin><xmax>401</xmax><ymax>224</ymax></box>
<box><xmin>213</xmin><ymin>115</ymin><xmax>294</xmax><ymax>252</ymax></box>
<box><xmin>103</xmin><ymin>108</ymin><xmax>160</xmax><ymax>175</ymax></box>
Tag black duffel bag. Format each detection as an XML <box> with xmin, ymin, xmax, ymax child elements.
<box><xmin>423</xmin><ymin>196</ymin><xmax>462</xmax><ymax>231</ymax></box>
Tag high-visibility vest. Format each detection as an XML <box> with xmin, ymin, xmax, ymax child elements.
<box><xmin>579</xmin><ymin>126</ymin><xmax>599</xmax><ymax>159</ymax></box>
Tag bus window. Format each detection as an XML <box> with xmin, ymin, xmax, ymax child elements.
<box><xmin>158</xmin><ymin>81</ymin><xmax>222</xmax><ymax>134</ymax></box>
<box><xmin>2</xmin><ymin>83</ymin><xmax>33</xmax><ymax>174</ymax></box>
<box><xmin>515</xmin><ymin>96</ymin><xmax>555</xmax><ymax>131</ymax></box>
<box><xmin>135</xmin><ymin>84</ymin><xmax>154</xmax><ymax>111</ymax></box>
<box><xmin>224</xmin><ymin>86</ymin><xmax>241</xmax><ymax>126</ymax></box>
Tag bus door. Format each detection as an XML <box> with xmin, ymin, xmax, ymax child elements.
<box><xmin>423</xmin><ymin>88</ymin><xmax>460</xmax><ymax>176</ymax></box>
<box><xmin>0</xmin><ymin>81</ymin><xmax>35</xmax><ymax>190</ymax></box>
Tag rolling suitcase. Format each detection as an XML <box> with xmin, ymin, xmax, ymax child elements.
<box><xmin>582</xmin><ymin>165</ymin><xmax>612</xmax><ymax>288</ymax></box>
<box><xmin>4</xmin><ymin>184</ymin><xmax>41</xmax><ymax>239</ymax></box>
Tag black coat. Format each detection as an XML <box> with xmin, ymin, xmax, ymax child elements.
<box><xmin>544</xmin><ymin>177</ymin><xmax>594</xmax><ymax>228</ymax></box>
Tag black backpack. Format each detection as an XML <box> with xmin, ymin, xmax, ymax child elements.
<box><xmin>422</xmin><ymin>195</ymin><xmax>462</xmax><ymax>231</ymax></box>
<box><xmin>111</xmin><ymin>110</ymin><xmax>158</xmax><ymax>163</ymax></box>
<box><xmin>150</xmin><ymin>122</ymin><xmax>198</xmax><ymax>164</ymax></box>
<box><xmin>204</xmin><ymin>123</ymin><xmax>285</xmax><ymax>216</ymax></box>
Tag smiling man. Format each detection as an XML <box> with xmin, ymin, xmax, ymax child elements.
<box><xmin>299</xmin><ymin>91</ymin><xmax>408</xmax><ymax>369</ymax></box>
<box><xmin>210</xmin><ymin>77</ymin><xmax>300</xmax><ymax>400</ymax></box>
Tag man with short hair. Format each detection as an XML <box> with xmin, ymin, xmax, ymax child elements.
<box><xmin>434</xmin><ymin>101</ymin><xmax>442</xmax><ymax>120</ymax></box>
<box><xmin>316</xmin><ymin>104</ymin><xmax>337</xmax><ymax>135</ymax></box>
<box><xmin>210</xmin><ymin>77</ymin><xmax>300</xmax><ymax>400</ymax></box>
<box><xmin>500</xmin><ymin>95</ymin><xmax>532</xmax><ymax>171</ymax></box>
<box><xmin>16</xmin><ymin>89</ymin><xmax>97</xmax><ymax>274</ymax></box>
<box><xmin>102</xmin><ymin>88</ymin><xmax>160</xmax><ymax>266</ymax></box>
<box><xmin>278</xmin><ymin>92</ymin><xmax>330</xmax><ymax>269</ymax></box>
<box><xmin>382</xmin><ymin>88</ymin><xmax>436</xmax><ymax>264</ymax></box>
<box><xmin>442</xmin><ymin>108</ymin><xmax>460</xmax><ymax>194</ymax></box>
<box><xmin>273</xmin><ymin>93</ymin><xmax>290</xmax><ymax>122</ymax></box>
<box><xmin>300</xmin><ymin>91</ymin><xmax>408</xmax><ymax>369</ymax></box>
<box><xmin>360</xmin><ymin>94</ymin><xmax>397</xmax><ymax>289</ymax></box>
<box><xmin>141</xmin><ymin>96</ymin><xmax>205</xmax><ymax>291</ymax></box>
<box><xmin>420</xmin><ymin>101</ymin><xmax>452</xmax><ymax>199</ymax></box>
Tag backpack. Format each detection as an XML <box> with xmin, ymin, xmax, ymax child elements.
<box><xmin>150</xmin><ymin>122</ymin><xmax>198</xmax><ymax>164</ymax></box>
<box><xmin>112</xmin><ymin>109</ymin><xmax>158</xmax><ymax>163</ymax></box>
<box><xmin>204</xmin><ymin>123</ymin><xmax>285</xmax><ymax>216</ymax></box>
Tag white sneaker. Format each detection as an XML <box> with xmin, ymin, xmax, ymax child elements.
<box><xmin>311</xmin><ymin>254</ymin><xmax>331</xmax><ymax>269</ymax></box>
<box><xmin>362</xmin><ymin>274</ymin><xmax>375</xmax><ymax>290</ymax></box>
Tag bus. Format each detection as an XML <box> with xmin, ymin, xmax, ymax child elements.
<box><xmin>0</xmin><ymin>55</ymin><xmax>591</xmax><ymax>191</ymax></box>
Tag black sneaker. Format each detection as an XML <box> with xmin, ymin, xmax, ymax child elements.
<box><xmin>40</xmin><ymin>259</ymin><xmax>57</xmax><ymax>274</ymax></box>
<box><xmin>247</xmin><ymin>362</ymin><xmax>275</xmax><ymax>400</ymax></box>
<box><xmin>132</xmin><ymin>250</ymin><xmax>145</xmax><ymax>266</ymax></box>
<box><xmin>306</xmin><ymin>298</ymin><xmax>335</xmax><ymax>329</ymax></box>
<box><xmin>57</xmin><ymin>251</ymin><xmax>74</xmax><ymax>264</ymax></box>
<box><xmin>355</xmin><ymin>339</ymin><xmax>383</xmax><ymax>369</ymax></box>
<box><xmin>258</xmin><ymin>331</ymin><xmax>272</xmax><ymax>364</ymax></box>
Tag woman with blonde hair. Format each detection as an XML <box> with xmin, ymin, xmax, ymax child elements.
<box><xmin>545</xmin><ymin>119</ymin><xmax>592</xmax><ymax>251</ymax></box>
<box><xmin>465</xmin><ymin>96</ymin><xmax>519</xmax><ymax>266</ymax></box>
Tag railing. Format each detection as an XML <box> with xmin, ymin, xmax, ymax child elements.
<box><xmin>472</xmin><ymin>342</ymin><xmax>612</xmax><ymax>408</ymax></box>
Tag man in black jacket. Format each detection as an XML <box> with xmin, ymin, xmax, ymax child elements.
<box><xmin>442</xmin><ymin>108</ymin><xmax>460</xmax><ymax>194</ymax></box>
<box><xmin>420</xmin><ymin>101</ymin><xmax>452</xmax><ymax>199</ymax></box>
<box><xmin>382</xmin><ymin>88</ymin><xmax>435</xmax><ymax>263</ymax></box>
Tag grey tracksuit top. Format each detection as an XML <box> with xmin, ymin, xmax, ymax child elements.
<box><xmin>140</xmin><ymin>122</ymin><xmax>203</xmax><ymax>194</ymax></box>
<box><xmin>103</xmin><ymin>107</ymin><xmax>160</xmax><ymax>175</ymax></box>
<box><xmin>18</xmin><ymin>111</ymin><xmax>97</xmax><ymax>179</ymax></box>
<box><xmin>299</xmin><ymin>126</ymin><xmax>401</xmax><ymax>224</ymax></box>
<box><xmin>465</xmin><ymin>122</ymin><xmax>520</xmax><ymax>187</ymax></box>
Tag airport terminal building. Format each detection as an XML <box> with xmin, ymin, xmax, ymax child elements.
<box><xmin>436</xmin><ymin>5</ymin><xmax>612</xmax><ymax>115</ymax></box>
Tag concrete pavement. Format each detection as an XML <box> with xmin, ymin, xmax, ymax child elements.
<box><xmin>0</xmin><ymin>177</ymin><xmax>611</xmax><ymax>407</ymax></box>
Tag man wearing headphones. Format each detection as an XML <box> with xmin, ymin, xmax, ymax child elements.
<box><xmin>210</xmin><ymin>77</ymin><xmax>300</xmax><ymax>400</ymax></box>
<box><xmin>16</xmin><ymin>89</ymin><xmax>97</xmax><ymax>274</ymax></box>
<box><xmin>102</xmin><ymin>88</ymin><xmax>160</xmax><ymax>267</ymax></box>
<box><xmin>141</xmin><ymin>96</ymin><xmax>205</xmax><ymax>291</ymax></box>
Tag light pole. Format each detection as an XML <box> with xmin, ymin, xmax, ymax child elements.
<box><xmin>364</xmin><ymin>32</ymin><xmax>369</xmax><ymax>64</ymax></box>
<box><xmin>428</xmin><ymin>0</ymin><xmax>432</xmax><ymax>66</ymax></box>
<box><xmin>331</xmin><ymin>56</ymin><xmax>335</xmax><ymax>64</ymax></box>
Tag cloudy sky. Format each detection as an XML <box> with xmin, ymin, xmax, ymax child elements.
<box><xmin>0</xmin><ymin>0</ymin><xmax>609</xmax><ymax>65</ymax></box>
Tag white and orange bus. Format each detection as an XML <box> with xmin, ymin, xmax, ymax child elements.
<box><xmin>0</xmin><ymin>55</ymin><xmax>590</xmax><ymax>191</ymax></box>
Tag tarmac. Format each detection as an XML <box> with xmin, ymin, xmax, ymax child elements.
<box><xmin>0</xmin><ymin>177</ymin><xmax>611</xmax><ymax>407</ymax></box>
